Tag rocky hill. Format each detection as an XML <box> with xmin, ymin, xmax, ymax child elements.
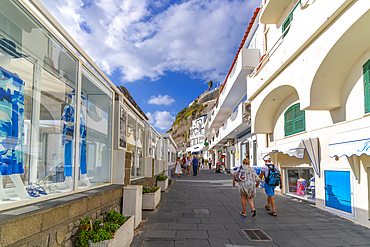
<box><xmin>167</xmin><ymin>87</ymin><xmax>220</xmax><ymax>148</ymax></box>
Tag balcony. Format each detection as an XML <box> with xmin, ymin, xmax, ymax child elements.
<box><xmin>209</xmin><ymin>49</ymin><xmax>260</xmax><ymax>130</ymax></box>
<box><xmin>260</xmin><ymin>0</ymin><xmax>296</xmax><ymax>24</ymax></box>
<box><xmin>209</xmin><ymin>103</ymin><xmax>251</xmax><ymax>149</ymax></box>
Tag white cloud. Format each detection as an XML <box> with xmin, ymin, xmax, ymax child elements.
<box><xmin>148</xmin><ymin>95</ymin><xmax>175</xmax><ymax>106</ymax></box>
<box><xmin>39</xmin><ymin>0</ymin><xmax>260</xmax><ymax>83</ymax></box>
<box><xmin>146</xmin><ymin>111</ymin><xmax>175</xmax><ymax>130</ymax></box>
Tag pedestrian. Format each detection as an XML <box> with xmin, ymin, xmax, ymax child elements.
<box><xmin>208</xmin><ymin>158</ymin><xmax>212</xmax><ymax>169</ymax></box>
<box><xmin>175</xmin><ymin>157</ymin><xmax>182</xmax><ymax>178</ymax></box>
<box><xmin>201</xmin><ymin>157</ymin><xmax>204</xmax><ymax>170</ymax></box>
<box><xmin>191</xmin><ymin>153</ymin><xmax>199</xmax><ymax>176</ymax></box>
<box><xmin>182</xmin><ymin>155</ymin><xmax>187</xmax><ymax>174</ymax></box>
<box><xmin>233</xmin><ymin>158</ymin><xmax>260</xmax><ymax>217</ymax></box>
<box><xmin>258</xmin><ymin>155</ymin><xmax>283</xmax><ymax>217</ymax></box>
<box><xmin>186</xmin><ymin>156</ymin><xmax>191</xmax><ymax>176</ymax></box>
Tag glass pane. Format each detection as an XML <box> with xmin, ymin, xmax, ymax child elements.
<box><xmin>285</xmin><ymin>109</ymin><xmax>293</xmax><ymax>122</ymax></box>
<box><xmin>0</xmin><ymin>0</ymin><xmax>79</xmax><ymax>203</ymax></box>
<box><xmin>135</xmin><ymin>120</ymin><xmax>145</xmax><ymax>178</ymax></box>
<box><xmin>79</xmin><ymin>66</ymin><xmax>112</xmax><ymax>188</ymax></box>
<box><xmin>127</xmin><ymin>113</ymin><xmax>136</xmax><ymax>178</ymax></box>
<box><xmin>286</xmin><ymin>168</ymin><xmax>315</xmax><ymax>201</ymax></box>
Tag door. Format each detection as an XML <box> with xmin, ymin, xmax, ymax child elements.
<box><xmin>324</xmin><ymin>170</ymin><xmax>352</xmax><ymax>213</ymax></box>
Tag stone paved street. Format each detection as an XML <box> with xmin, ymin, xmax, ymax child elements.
<box><xmin>131</xmin><ymin>168</ymin><xmax>370</xmax><ymax>247</ymax></box>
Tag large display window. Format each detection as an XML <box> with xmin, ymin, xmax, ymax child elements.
<box><xmin>0</xmin><ymin>0</ymin><xmax>113</xmax><ymax>208</ymax></box>
<box><xmin>285</xmin><ymin>168</ymin><xmax>315</xmax><ymax>202</ymax></box>
<box><xmin>127</xmin><ymin>110</ymin><xmax>146</xmax><ymax>179</ymax></box>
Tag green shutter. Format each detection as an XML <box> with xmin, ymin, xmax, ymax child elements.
<box><xmin>282</xmin><ymin>14</ymin><xmax>292</xmax><ymax>38</ymax></box>
<box><xmin>285</xmin><ymin>103</ymin><xmax>305</xmax><ymax>136</ymax></box>
<box><xmin>282</xmin><ymin>1</ymin><xmax>301</xmax><ymax>39</ymax></box>
<box><xmin>363</xmin><ymin>59</ymin><xmax>370</xmax><ymax>114</ymax></box>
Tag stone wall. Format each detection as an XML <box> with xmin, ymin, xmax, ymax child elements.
<box><xmin>0</xmin><ymin>185</ymin><xmax>124</xmax><ymax>247</ymax></box>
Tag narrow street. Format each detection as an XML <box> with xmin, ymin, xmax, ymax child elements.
<box><xmin>132</xmin><ymin>168</ymin><xmax>370</xmax><ymax>247</ymax></box>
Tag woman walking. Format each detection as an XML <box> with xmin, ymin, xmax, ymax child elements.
<box><xmin>186</xmin><ymin>156</ymin><xmax>191</xmax><ymax>176</ymax></box>
<box><xmin>233</xmin><ymin>158</ymin><xmax>261</xmax><ymax>217</ymax></box>
<box><xmin>175</xmin><ymin>157</ymin><xmax>183</xmax><ymax>178</ymax></box>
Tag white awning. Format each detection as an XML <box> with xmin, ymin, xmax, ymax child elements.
<box><xmin>262</xmin><ymin>138</ymin><xmax>320</xmax><ymax>177</ymax></box>
<box><xmin>329</xmin><ymin>126</ymin><xmax>370</xmax><ymax>158</ymax></box>
<box><xmin>329</xmin><ymin>126</ymin><xmax>370</xmax><ymax>183</ymax></box>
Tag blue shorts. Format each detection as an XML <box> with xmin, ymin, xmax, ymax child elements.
<box><xmin>264</xmin><ymin>184</ymin><xmax>276</xmax><ymax>197</ymax></box>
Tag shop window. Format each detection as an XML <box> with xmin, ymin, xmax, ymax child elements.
<box><xmin>282</xmin><ymin>1</ymin><xmax>301</xmax><ymax>38</ymax></box>
<box><xmin>362</xmin><ymin>59</ymin><xmax>370</xmax><ymax>113</ymax></box>
<box><xmin>286</xmin><ymin>168</ymin><xmax>315</xmax><ymax>202</ymax></box>
<box><xmin>79</xmin><ymin>66</ymin><xmax>112</xmax><ymax>188</ymax></box>
<box><xmin>127</xmin><ymin>111</ymin><xmax>145</xmax><ymax>180</ymax></box>
<box><xmin>284</xmin><ymin>103</ymin><xmax>305</xmax><ymax>136</ymax></box>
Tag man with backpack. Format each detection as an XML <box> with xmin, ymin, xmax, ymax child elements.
<box><xmin>257</xmin><ymin>155</ymin><xmax>283</xmax><ymax>216</ymax></box>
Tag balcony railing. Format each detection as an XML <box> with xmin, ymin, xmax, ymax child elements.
<box><xmin>230</xmin><ymin>109</ymin><xmax>239</xmax><ymax>122</ymax></box>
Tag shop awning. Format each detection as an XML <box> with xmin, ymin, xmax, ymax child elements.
<box><xmin>329</xmin><ymin>126</ymin><xmax>370</xmax><ymax>182</ymax></box>
<box><xmin>329</xmin><ymin>126</ymin><xmax>370</xmax><ymax>158</ymax></box>
<box><xmin>262</xmin><ymin>138</ymin><xmax>320</xmax><ymax>177</ymax></box>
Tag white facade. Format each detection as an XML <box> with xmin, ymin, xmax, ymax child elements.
<box><xmin>186</xmin><ymin>115</ymin><xmax>208</xmax><ymax>157</ymax></box>
<box><xmin>204</xmin><ymin>8</ymin><xmax>262</xmax><ymax>170</ymax></box>
<box><xmin>248</xmin><ymin>0</ymin><xmax>370</xmax><ymax>227</ymax></box>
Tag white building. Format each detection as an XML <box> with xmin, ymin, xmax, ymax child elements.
<box><xmin>247</xmin><ymin>0</ymin><xmax>370</xmax><ymax>228</ymax></box>
<box><xmin>186</xmin><ymin>115</ymin><xmax>208</xmax><ymax>157</ymax></box>
<box><xmin>205</xmin><ymin>8</ymin><xmax>262</xmax><ymax>170</ymax></box>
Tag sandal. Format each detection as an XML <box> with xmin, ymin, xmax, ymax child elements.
<box><xmin>265</xmin><ymin>205</ymin><xmax>270</xmax><ymax>211</ymax></box>
<box><xmin>26</xmin><ymin>186</ymin><xmax>40</xmax><ymax>197</ymax></box>
<box><xmin>35</xmin><ymin>184</ymin><xmax>47</xmax><ymax>195</ymax></box>
<box><xmin>251</xmin><ymin>209</ymin><xmax>257</xmax><ymax>217</ymax></box>
<box><xmin>240</xmin><ymin>211</ymin><xmax>247</xmax><ymax>217</ymax></box>
<box><xmin>268</xmin><ymin>211</ymin><xmax>277</xmax><ymax>217</ymax></box>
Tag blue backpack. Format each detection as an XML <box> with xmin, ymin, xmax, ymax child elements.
<box><xmin>265</xmin><ymin>164</ymin><xmax>280</xmax><ymax>186</ymax></box>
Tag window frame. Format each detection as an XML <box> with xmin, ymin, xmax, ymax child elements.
<box><xmin>284</xmin><ymin>103</ymin><xmax>305</xmax><ymax>136</ymax></box>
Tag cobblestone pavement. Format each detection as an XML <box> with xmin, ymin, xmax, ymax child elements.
<box><xmin>131</xmin><ymin>168</ymin><xmax>370</xmax><ymax>247</ymax></box>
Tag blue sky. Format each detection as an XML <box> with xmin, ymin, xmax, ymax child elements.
<box><xmin>40</xmin><ymin>0</ymin><xmax>261</xmax><ymax>132</ymax></box>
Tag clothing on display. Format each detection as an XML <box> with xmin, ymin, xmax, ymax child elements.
<box><xmin>297</xmin><ymin>178</ymin><xmax>307</xmax><ymax>196</ymax></box>
<box><xmin>61</xmin><ymin>94</ymin><xmax>87</xmax><ymax>177</ymax></box>
<box><xmin>0</xmin><ymin>66</ymin><xmax>25</xmax><ymax>175</ymax></box>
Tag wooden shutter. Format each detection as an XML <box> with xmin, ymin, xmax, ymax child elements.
<box><xmin>363</xmin><ymin>59</ymin><xmax>370</xmax><ymax>113</ymax></box>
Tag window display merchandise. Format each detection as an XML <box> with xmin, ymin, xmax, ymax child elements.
<box><xmin>286</xmin><ymin>168</ymin><xmax>315</xmax><ymax>202</ymax></box>
<box><xmin>0</xmin><ymin>0</ymin><xmax>113</xmax><ymax>208</ymax></box>
<box><xmin>0</xmin><ymin>39</ymin><xmax>28</xmax><ymax>200</ymax></box>
<box><xmin>61</xmin><ymin>91</ymin><xmax>91</xmax><ymax>188</ymax></box>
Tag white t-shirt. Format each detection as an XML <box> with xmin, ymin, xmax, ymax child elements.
<box><xmin>186</xmin><ymin>159</ymin><xmax>191</xmax><ymax>166</ymax></box>
<box><xmin>262</xmin><ymin>163</ymin><xmax>280</xmax><ymax>178</ymax></box>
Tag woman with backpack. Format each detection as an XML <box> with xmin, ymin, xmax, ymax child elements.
<box><xmin>258</xmin><ymin>155</ymin><xmax>283</xmax><ymax>217</ymax></box>
<box><xmin>233</xmin><ymin>158</ymin><xmax>260</xmax><ymax>217</ymax></box>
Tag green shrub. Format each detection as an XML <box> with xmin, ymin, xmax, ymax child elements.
<box><xmin>157</xmin><ymin>170</ymin><xmax>168</xmax><ymax>181</ymax></box>
<box><xmin>76</xmin><ymin>210</ymin><xmax>126</xmax><ymax>247</ymax></box>
<box><xmin>142</xmin><ymin>186</ymin><xmax>160</xmax><ymax>194</ymax></box>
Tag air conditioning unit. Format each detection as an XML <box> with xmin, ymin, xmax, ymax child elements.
<box><xmin>242</xmin><ymin>102</ymin><xmax>251</xmax><ymax>116</ymax></box>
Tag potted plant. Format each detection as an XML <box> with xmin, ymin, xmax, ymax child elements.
<box><xmin>142</xmin><ymin>186</ymin><xmax>161</xmax><ymax>210</ymax></box>
<box><xmin>156</xmin><ymin>170</ymin><xmax>168</xmax><ymax>192</ymax></box>
<box><xmin>76</xmin><ymin>210</ymin><xmax>134</xmax><ymax>247</ymax></box>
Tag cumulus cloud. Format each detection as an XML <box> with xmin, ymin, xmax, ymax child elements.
<box><xmin>39</xmin><ymin>0</ymin><xmax>260</xmax><ymax>83</ymax></box>
<box><xmin>148</xmin><ymin>95</ymin><xmax>175</xmax><ymax>106</ymax></box>
<box><xmin>146</xmin><ymin>111</ymin><xmax>175</xmax><ymax>130</ymax></box>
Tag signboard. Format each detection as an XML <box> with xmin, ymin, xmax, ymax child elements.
<box><xmin>119</xmin><ymin>104</ymin><xmax>127</xmax><ymax>149</ymax></box>
<box><xmin>227</xmin><ymin>146</ymin><xmax>235</xmax><ymax>151</ymax></box>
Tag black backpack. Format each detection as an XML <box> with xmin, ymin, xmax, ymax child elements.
<box><xmin>265</xmin><ymin>164</ymin><xmax>280</xmax><ymax>186</ymax></box>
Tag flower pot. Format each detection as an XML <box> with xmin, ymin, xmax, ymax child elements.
<box><xmin>89</xmin><ymin>215</ymin><xmax>135</xmax><ymax>247</ymax></box>
<box><xmin>142</xmin><ymin>189</ymin><xmax>161</xmax><ymax>210</ymax></box>
<box><xmin>157</xmin><ymin>178</ymin><xmax>168</xmax><ymax>192</ymax></box>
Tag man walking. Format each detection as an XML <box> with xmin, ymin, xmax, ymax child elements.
<box><xmin>191</xmin><ymin>153</ymin><xmax>199</xmax><ymax>176</ymax></box>
<box><xmin>257</xmin><ymin>155</ymin><xmax>283</xmax><ymax>216</ymax></box>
